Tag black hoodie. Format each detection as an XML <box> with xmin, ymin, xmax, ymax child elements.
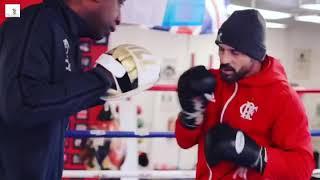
<box><xmin>0</xmin><ymin>1</ymin><xmax>111</xmax><ymax>179</ymax></box>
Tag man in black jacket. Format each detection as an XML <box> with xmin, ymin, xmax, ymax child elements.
<box><xmin>0</xmin><ymin>0</ymin><xmax>135</xmax><ymax>179</ymax></box>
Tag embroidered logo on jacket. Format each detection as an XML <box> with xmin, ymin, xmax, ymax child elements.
<box><xmin>240</xmin><ymin>101</ymin><xmax>258</xmax><ymax>120</ymax></box>
<box><xmin>63</xmin><ymin>39</ymin><xmax>71</xmax><ymax>72</ymax></box>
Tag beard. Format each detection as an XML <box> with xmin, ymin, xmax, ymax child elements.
<box><xmin>219</xmin><ymin>64</ymin><xmax>249</xmax><ymax>83</ymax></box>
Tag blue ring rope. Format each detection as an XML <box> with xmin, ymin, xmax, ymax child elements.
<box><xmin>65</xmin><ymin>130</ymin><xmax>320</xmax><ymax>138</ymax></box>
<box><xmin>65</xmin><ymin>130</ymin><xmax>175</xmax><ymax>138</ymax></box>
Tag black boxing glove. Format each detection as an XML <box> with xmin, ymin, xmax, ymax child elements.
<box><xmin>177</xmin><ymin>66</ymin><xmax>216</xmax><ymax>129</ymax></box>
<box><xmin>205</xmin><ymin>124</ymin><xmax>267</xmax><ymax>174</ymax></box>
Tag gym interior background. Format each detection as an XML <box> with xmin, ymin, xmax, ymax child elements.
<box><xmin>1</xmin><ymin>0</ymin><xmax>320</xmax><ymax>178</ymax></box>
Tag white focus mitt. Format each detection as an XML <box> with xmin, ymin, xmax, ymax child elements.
<box><xmin>95</xmin><ymin>44</ymin><xmax>161</xmax><ymax>101</ymax></box>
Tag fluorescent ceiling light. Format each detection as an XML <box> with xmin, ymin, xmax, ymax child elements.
<box><xmin>300</xmin><ymin>4</ymin><xmax>320</xmax><ymax>11</ymax></box>
<box><xmin>227</xmin><ymin>4</ymin><xmax>292</xmax><ymax>20</ymax></box>
<box><xmin>295</xmin><ymin>15</ymin><xmax>320</xmax><ymax>23</ymax></box>
<box><xmin>266</xmin><ymin>22</ymin><xmax>287</xmax><ymax>28</ymax></box>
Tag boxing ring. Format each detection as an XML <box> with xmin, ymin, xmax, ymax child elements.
<box><xmin>63</xmin><ymin>85</ymin><xmax>320</xmax><ymax>179</ymax></box>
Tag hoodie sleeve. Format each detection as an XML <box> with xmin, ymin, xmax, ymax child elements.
<box><xmin>175</xmin><ymin>118</ymin><xmax>204</xmax><ymax>149</ymax></box>
<box><xmin>0</xmin><ymin>16</ymin><xmax>111</xmax><ymax>129</ymax></box>
<box><xmin>263</xmin><ymin>89</ymin><xmax>314</xmax><ymax>179</ymax></box>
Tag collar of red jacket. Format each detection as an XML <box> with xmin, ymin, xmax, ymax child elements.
<box><xmin>237</xmin><ymin>55</ymin><xmax>288</xmax><ymax>87</ymax></box>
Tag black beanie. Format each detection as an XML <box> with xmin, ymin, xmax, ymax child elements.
<box><xmin>215</xmin><ymin>9</ymin><xmax>266</xmax><ymax>61</ymax></box>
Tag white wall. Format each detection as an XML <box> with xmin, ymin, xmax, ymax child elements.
<box><xmin>286</xmin><ymin>22</ymin><xmax>320</xmax><ymax>86</ymax></box>
<box><xmin>265</xmin><ymin>28</ymin><xmax>289</xmax><ymax>67</ymax></box>
<box><xmin>188</xmin><ymin>34</ymin><xmax>219</xmax><ymax>69</ymax></box>
<box><xmin>109</xmin><ymin>23</ymin><xmax>320</xmax><ymax>169</ymax></box>
<box><xmin>285</xmin><ymin>22</ymin><xmax>320</xmax><ymax>150</ymax></box>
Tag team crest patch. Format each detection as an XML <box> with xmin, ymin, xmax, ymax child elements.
<box><xmin>240</xmin><ymin>101</ymin><xmax>258</xmax><ymax>120</ymax></box>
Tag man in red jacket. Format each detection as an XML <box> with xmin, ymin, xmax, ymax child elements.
<box><xmin>175</xmin><ymin>9</ymin><xmax>314</xmax><ymax>179</ymax></box>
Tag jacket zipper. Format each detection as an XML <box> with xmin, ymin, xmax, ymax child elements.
<box><xmin>206</xmin><ymin>82</ymin><xmax>239</xmax><ymax>180</ymax></box>
<box><xmin>220</xmin><ymin>82</ymin><xmax>238</xmax><ymax>123</ymax></box>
